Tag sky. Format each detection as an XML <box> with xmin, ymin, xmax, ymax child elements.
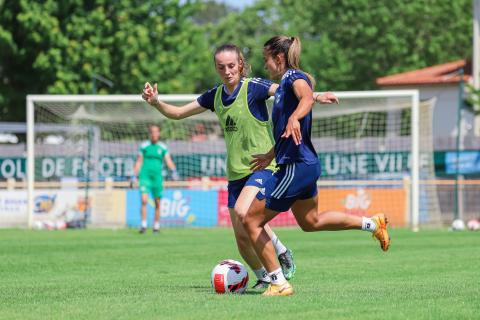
<box><xmin>220</xmin><ymin>0</ymin><xmax>256</xmax><ymax>9</ymax></box>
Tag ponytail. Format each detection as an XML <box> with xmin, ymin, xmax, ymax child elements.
<box><xmin>264</xmin><ymin>36</ymin><xmax>315</xmax><ymax>88</ymax></box>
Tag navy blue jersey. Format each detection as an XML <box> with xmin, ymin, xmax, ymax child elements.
<box><xmin>197</xmin><ymin>77</ymin><xmax>273</xmax><ymax>121</ymax></box>
<box><xmin>272</xmin><ymin>69</ymin><xmax>318</xmax><ymax>165</ymax></box>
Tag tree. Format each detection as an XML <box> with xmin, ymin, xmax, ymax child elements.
<box><xmin>0</xmin><ymin>0</ymin><xmax>212</xmax><ymax>121</ymax></box>
<box><xmin>276</xmin><ymin>0</ymin><xmax>473</xmax><ymax>90</ymax></box>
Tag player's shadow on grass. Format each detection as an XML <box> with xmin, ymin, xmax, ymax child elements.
<box><xmin>190</xmin><ymin>285</ymin><xmax>262</xmax><ymax>295</ymax></box>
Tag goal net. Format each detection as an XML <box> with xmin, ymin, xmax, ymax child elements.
<box><xmin>25</xmin><ymin>91</ymin><xmax>439</xmax><ymax>229</ymax></box>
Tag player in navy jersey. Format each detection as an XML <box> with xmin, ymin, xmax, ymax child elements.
<box><xmin>241</xmin><ymin>36</ymin><xmax>390</xmax><ymax>296</ymax></box>
<box><xmin>142</xmin><ymin>44</ymin><xmax>337</xmax><ymax>288</ymax></box>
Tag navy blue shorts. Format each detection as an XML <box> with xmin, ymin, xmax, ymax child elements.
<box><xmin>227</xmin><ymin>170</ymin><xmax>274</xmax><ymax>208</ymax></box>
<box><xmin>265</xmin><ymin>162</ymin><xmax>320</xmax><ymax>212</ymax></box>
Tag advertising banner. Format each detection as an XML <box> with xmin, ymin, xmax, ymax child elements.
<box><xmin>0</xmin><ymin>189</ymin><xmax>126</xmax><ymax>228</ymax></box>
<box><xmin>445</xmin><ymin>151</ymin><xmax>480</xmax><ymax>175</ymax></box>
<box><xmin>126</xmin><ymin>189</ymin><xmax>218</xmax><ymax>227</ymax></box>
<box><xmin>317</xmin><ymin>188</ymin><xmax>407</xmax><ymax>227</ymax></box>
<box><xmin>0</xmin><ymin>151</ymin><xmax>427</xmax><ymax>180</ymax></box>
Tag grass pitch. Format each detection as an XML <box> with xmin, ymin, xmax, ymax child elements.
<box><xmin>0</xmin><ymin>228</ymin><xmax>478</xmax><ymax>319</ymax></box>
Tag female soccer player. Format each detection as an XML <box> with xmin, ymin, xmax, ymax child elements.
<box><xmin>241</xmin><ymin>36</ymin><xmax>390</xmax><ymax>296</ymax></box>
<box><xmin>142</xmin><ymin>44</ymin><xmax>326</xmax><ymax>288</ymax></box>
<box><xmin>133</xmin><ymin>124</ymin><xmax>178</xmax><ymax>234</ymax></box>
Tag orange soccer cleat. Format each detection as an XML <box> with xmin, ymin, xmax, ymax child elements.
<box><xmin>371</xmin><ymin>213</ymin><xmax>390</xmax><ymax>252</ymax></box>
<box><xmin>262</xmin><ymin>281</ymin><xmax>294</xmax><ymax>296</ymax></box>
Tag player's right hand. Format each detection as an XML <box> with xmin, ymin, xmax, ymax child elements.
<box><xmin>250</xmin><ymin>153</ymin><xmax>273</xmax><ymax>172</ymax></box>
<box><xmin>129</xmin><ymin>176</ymin><xmax>137</xmax><ymax>188</ymax></box>
<box><xmin>142</xmin><ymin>82</ymin><xmax>158</xmax><ymax>106</ymax></box>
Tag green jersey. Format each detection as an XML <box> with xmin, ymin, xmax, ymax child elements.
<box><xmin>214</xmin><ymin>78</ymin><xmax>276</xmax><ymax>181</ymax></box>
<box><xmin>138</xmin><ymin>140</ymin><xmax>169</xmax><ymax>174</ymax></box>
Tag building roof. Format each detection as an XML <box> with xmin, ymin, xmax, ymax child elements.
<box><xmin>376</xmin><ymin>60</ymin><xmax>472</xmax><ymax>86</ymax></box>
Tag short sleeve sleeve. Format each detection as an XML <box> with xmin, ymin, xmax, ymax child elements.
<box><xmin>287</xmin><ymin>71</ymin><xmax>311</xmax><ymax>88</ymax></box>
<box><xmin>248</xmin><ymin>78</ymin><xmax>274</xmax><ymax>101</ymax></box>
<box><xmin>196</xmin><ymin>86</ymin><xmax>218</xmax><ymax>112</ymax></box>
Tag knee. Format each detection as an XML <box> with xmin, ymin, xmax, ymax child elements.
<box><xmin>233</xmin><ymin>204</ymin><xmax>248</xmax><ymax>222</ymax></box>
<box><xmin>297</xmin><ymin>218</ymin><xmax>318</xmax><ymax>232</ymax></box>
<box><xmin>241</xmin><ymin>212</ymin><xmax>259</xmax><ymax>232</ymax></box>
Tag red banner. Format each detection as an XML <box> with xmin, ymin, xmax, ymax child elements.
<box><xmin>217</xmin><ymin>189</ymin><xmax>297</xmax><ymax>227</ymax></box>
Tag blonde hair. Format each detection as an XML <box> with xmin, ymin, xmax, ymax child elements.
<box><xmin>264</xmin><ymin>36</ymin><xmax>315</xmax><ymax>88</ymax></box>
<box><xmin>213</xmin><ymin>44</ymin><xmax>251</xmax><ymax>77</ymax></box>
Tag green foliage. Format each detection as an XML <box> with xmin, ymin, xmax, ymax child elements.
<box><xmin>0</xmin><ymin>0</ymin><xmax>474</xmax><ymax>121</ymax></box>
<box><xmin>0</xmin><ymin>0</ymin><xmax>212</xmax><ymax>121</ymax></box>
<box><xmin>466</xmin><ymin>84</ymin><xmax>480</xmax><ymax>115</ymax></box>
<box><xmin>275</xmin><ymin>0</ymin><xmax>472</xmax><ymax>90</ymax></box>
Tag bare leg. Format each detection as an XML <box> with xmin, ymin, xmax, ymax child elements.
<box><xmin>235</xmin><ymin>186</ymin><xmax>283</xmax><ymax>253</ymax></box>
<box><xmin>141</xmin><ymin>193</ymin><xmax>149</xmax><ymax>223</ymax></box>
<box><xmin>229</xmin><ymin>208</ymin><xmax>263</xmax><ymax>270</ymax></box>
<box><xmin>243</xmin><ymin>202</ymin><xmax>282</xmax><ymax>273</ymax></box>
<box><xmin>291</xmin><ymin>196</ymin><xmax>362</xmax><ymax>232</ymax></box>
<box><xmin>153</xmin><ymin>197</ymin><xmax>161</xmax><ymax>226</ymax></box>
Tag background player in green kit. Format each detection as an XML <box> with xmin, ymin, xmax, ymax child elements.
<box><xmin>133</xmin><ymin>124</ymin><xmax>179</xmax><ymax>234</ymax></box>
<box><xmin>142</xmin><ymin>44</ymin><xmax>337</xmax><ymax>288</ymax></box>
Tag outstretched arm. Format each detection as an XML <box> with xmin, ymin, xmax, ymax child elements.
<box><xmin>314</xmin><ymin>92</ymin><xmax>339</xmax><ymax>104</ymax></box>
<box><xmin>267</xmin><ymin>83</ymin><xmax>339</xmax><ymax>105</ymax></box>
<box><xmin>142</xmin><ymin>82</ymin><xmax>206</xmax><ymax>120</ymax></box>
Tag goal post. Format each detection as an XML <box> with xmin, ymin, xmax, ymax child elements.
<box><xmin>25</xmin><ymin>90</ymin><xmax>430</xmax><ymax>230</ymax></box>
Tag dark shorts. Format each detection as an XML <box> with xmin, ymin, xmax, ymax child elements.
<box><xmin>227</xmin><ymin>169</ymin><xmax>274</xmax><ymax>208</ymax></box>
<box><xmin>265</xmin><ymin>162</ymin><xmax>320</xmax><ymax>212</ymax></box>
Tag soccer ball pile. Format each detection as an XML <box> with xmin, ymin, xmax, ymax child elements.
<box><xmin>211</xmin><ymin>259</ymin><xmax>249</xmax><ymax>294</ymax></box>
<box><xmin>451</xmin><ymin>219</ymin><xmax>480</xmax><ymax>231</ymax></box>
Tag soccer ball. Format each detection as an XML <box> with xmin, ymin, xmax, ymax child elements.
<box><xmin>467</xmin><ymin>219</ymin><xmax>480</xmax><ymax>231</ymax></box>
<box><xmin>451</xmin><ymin>219</ymin><xmax>466</xmax><ymax>231</ymax></box>
<box><xmin>211</xmin><ymin>259</ymin><xmax>249</xmax><ymax>294</ymax></box>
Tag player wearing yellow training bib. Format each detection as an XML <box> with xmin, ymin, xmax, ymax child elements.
<box><xmin>142</xmin><ymin>44</ymin><xmax>336</xmax><ymax>288</ymax></box>
<box><xmin>134</xmin><ymin>125</ymin><xmax>178</xmax><ymax>234</ymax></box>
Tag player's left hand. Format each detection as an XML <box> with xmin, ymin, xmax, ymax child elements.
<box><xmin>317</xmin><ymin>92</ymin><xmax>339</xmax><ymax>104</ymax></box>
<box><xmin>282</xmin><ymin>116</ymin><xmax>302</xmax><ymax>145</ymax></box>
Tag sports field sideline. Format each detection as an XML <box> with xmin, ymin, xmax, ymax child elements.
<box><xmin>0</xmin><ymin>228</ymin><xmax>478</xmax><ymax>319</ymax></box>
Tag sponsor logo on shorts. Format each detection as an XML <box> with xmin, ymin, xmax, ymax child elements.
<box><xmin>255</xmin><ymin>178</ymin><xmax>263</xmax><ymax>185</ymax></box>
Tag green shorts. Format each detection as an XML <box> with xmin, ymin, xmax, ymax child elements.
<box><xmin>139</xmin><ymin>171</ymin><xmax>164</xmax><ymax>199</ymax></box>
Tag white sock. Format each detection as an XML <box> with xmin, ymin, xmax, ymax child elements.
<box><xmin>141</xmin><ymin>220</ymin><xmax>147</xmax><ymax>228</ymax></box>
<box><xmin>268</xmin><ymin>268</ymin><xmax>286</xmax><ymax>285</ymax></box>
<box><xmin>253</xmin><ymin>268</ymin><xmax>270</xmax><ymax>282</ymax></box>
<box><xmin>362</xmin><ymin>217</ymin><xmax>377</xmax><ymax>232</ymax></box>
<box><xmin>153</xmin><ymin>222</ymin><xmax>160</xmax><ymax>230</ymax></box>
<box><xmin>270</xmin><ymin>233</ymin><xmax>287</xmax><ymax>256</ymax></box>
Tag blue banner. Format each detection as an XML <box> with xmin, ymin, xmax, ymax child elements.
<box><xmin>126</xmin><ymin>189</ymin><xmax>218</xmax><ymax>227</ymax></box>
<box><xmin>445</xmin><ymin>151</ymin><xmax>480</xmax><ymax>174</ymax></box>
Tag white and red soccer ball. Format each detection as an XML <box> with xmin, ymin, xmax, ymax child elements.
<box><xmin>211</xmin><ymin>259</ymin><xmax>249</xmax><ymax>294</ymax></box>
<box><xmin>467</xmin><ymin>219</ymin><xmax>480</xmax><ymax>231</ymax></box>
